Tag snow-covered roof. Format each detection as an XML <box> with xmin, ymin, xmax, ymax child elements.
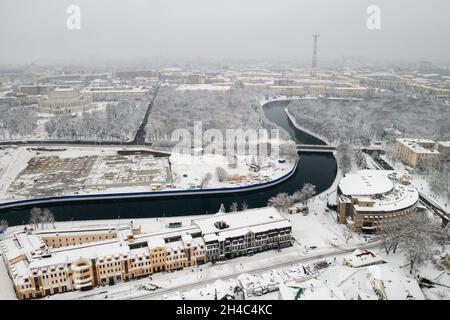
<box><xmin>437</xmin><ymin>141</ymin><xmax>450</xmax><ymax>148</ymax></box>
<box><xmin>29</xmin><ymin>239</ymin><xmax>129</xmax><ymax>271</ymax></box>
<box><xmin>193</xmin><ymin>207</ymin><xmax>290</xmax><ymax>242</ymax></box>
<box><xmin>278</xmin><ymin>279</ymin><xmax>346</xmax><ymax>300</ymax></box>
<box><xmin>396</xmin><ymin>138</ymin><xmax>440</xmax><ymax>154</ymax></box>
<box><xmin>368</xmin><ymin>265</ymin><xmax>424</xmax><ymax>300</ymax></box>
<box><xmin>339</xmin><ymin>170</ymin><xmax>394</xmax><ymax>196</ymax></box>
<box><xmin>343</xmin><ymin>249</ymin><xmax>384</xmax><ymax>268</ymax></box>
<box><xmin>339</xmin><ymin>170</ymin><xmax>419</xmax><ymax>213</ymax></box>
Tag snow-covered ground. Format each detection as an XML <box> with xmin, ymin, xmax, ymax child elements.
<box><xmin>380</xmin><ymin>154</ymin><xmax>449</xmax><ymax>214</ymax></box>
<box><xmin>0</xmin><ymin>145</ymin><xmax>295</xmax><ymax>204</ymax></box>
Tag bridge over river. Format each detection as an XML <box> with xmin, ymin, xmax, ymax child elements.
<box><xmin>297</xmin><ymin>144</ymin><xmax>336</xmax><ymax>153</ymax></box>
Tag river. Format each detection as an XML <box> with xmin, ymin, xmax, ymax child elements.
<box><xmin>0</xmin><ymin>100</ymin><xmax>337</xmax><ymax>226</ymax></box>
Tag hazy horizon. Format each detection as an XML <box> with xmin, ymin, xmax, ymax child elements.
<box><xmin>1</xmin><ymin>0</ymin><xmax>450</xmax><ymax>66</ymax></box>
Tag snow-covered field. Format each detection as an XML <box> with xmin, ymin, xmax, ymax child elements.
<box><xmin>0</xmin><ymin>145</ymin><xmax>296</xmax><ymax>204</ymax></box>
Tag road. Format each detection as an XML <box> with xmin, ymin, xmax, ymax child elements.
<box><xmin>131</xmin><ymin>84</ymin><xmax>159</xmax><ymax>145</ymax></box>
<box><xmin>128</xmin><ymin>240</ymin><xmax>382</xmax><ymax>300</ymax></box>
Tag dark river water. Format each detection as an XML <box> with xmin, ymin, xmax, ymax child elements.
<box><xmin>0</xmin><ymin>100</ymin><xmax>337</xmax><ymax>226</ymax></box>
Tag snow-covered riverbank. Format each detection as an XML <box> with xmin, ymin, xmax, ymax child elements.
<box><xmin>0</xmin><ymin>145</ymin><xmax>297</xmax><ymax>210</ymax></box>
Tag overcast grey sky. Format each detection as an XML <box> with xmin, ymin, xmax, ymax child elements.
<box><xmin>1</xmin><ymin>0</ymin><xmax>449</xmax><ymax>65</ymax></box>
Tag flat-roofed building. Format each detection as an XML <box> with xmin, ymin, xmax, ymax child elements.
<box><xmin>193</xmin><ymin>207</ymin><xmax>292</xmax><ymax>262</ymax></box>
<box><xmin>437</xmin><ymin>141</ymin><xmax>450</xmax><ymax>161</ymax></box>
<box><xmin>1</xmin><ymin>210</ymin><xmax>276</xmax><ymax>299</ymax></box>
<box><xmin>395</xmin><ymin>138</ymin><xmax>441</xmax><ymax>167</ymax></box>
<box><xmin>37</xmin><ymin>227</ymin><xmax>120</xmax><ymax>248</ymax></box>
<box><xmin>342</xmin><ymin>249</ymin><xmax>385</xmax><ymax>268</ymax></box>
<box><xmin>367</xmin><ymin>265</ymin><xmax>424</xmax><ymax>300</ymax></box>
<box><xmin>337</xmin><ymin>170</ymin><xmax>419</xmax><ymax>233</ymax></box>
<box><xmin>81</xmin><ymin>86</ymin><xmax>151</xmax><ymax>101</ymax></box>
<box><xmin>38</xmin><ymin>87</ymin><xmax>93</xmax><ymax>114</ymax></box>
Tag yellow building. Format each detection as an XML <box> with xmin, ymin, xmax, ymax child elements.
<box><xmin>444</xmin><ymin>253</ymin><xmax>450</xmax><ymax>268</ymax></box>
<box><xmin>39</xmin><ymin>228</ymin><xmax>118</xmax><ymax>248</ymax></box>
<box><xmin>437</xmin><ymin>141</ymin><xmax>450</xmax><ymax>161</ymax></box>
<box><xmin>395</xmin><ymin>138</ymin><xmax>441</xmax><ymax>167</ymax></box>
<box><xmin>1</xmin><ymin>210</ymin><xmax>289</xmax><ymax>299</ymax></box>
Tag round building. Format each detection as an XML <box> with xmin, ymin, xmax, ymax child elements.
<box><xmin>337</xmin><ymin>170</ymin><xmax>419</xmax><ymax>233</ymax></box>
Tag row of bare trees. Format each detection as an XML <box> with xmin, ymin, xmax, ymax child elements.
<box><xmin>267</xmin><ymin>183</ymin><xmax>316</xmax><ymax>212</ymax></box>
<box><xmin>29</xmin><ymin>207</ymin><xmax>55</xmax><ymax>229</ymax></box>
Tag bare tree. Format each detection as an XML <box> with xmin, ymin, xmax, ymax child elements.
<box><xmin>354</xmin><ymin>149</ymin><xmax>367</xmax><ymax>169</ymax></box>
<box><xmin>29</xmin><ymin>207</ymin><xmax>42</xmax><ymax>229</ymax></box>
<box><xmin>0</xmin><ymin>219</ymin><xmax>8</xmax><ymax>234</ymax></box>
<box><xmin>229</xmin><ymin>202</ymin><xmax>239</xmax><ymax>212</ymax></box>
<box><xmin>430</xmin><ymin>222</ymin><xmax>450</xmax><ymax>254</ymax></box>
<box><xmin>200</xmin><ymin>173</ymin><xmax>212</xmax><ymax>189</ymax></box>
<box><xmin>343</xmin><ymin>227</ymin><xmax>353</xmax><ymax>244</ymax></box>
<box><xmin>292</xmin><ymin>190</ymin><xmax>305</xmax><ymax>204</ymax></box>
<box><xmin>268</xmin><ymin>193</ymin><xmax>293</xmax><ymax>212</ymax></box>
<box><xmin>42</xmin><ymin>209</ymin><xmax>55</xmax><ymax>229</ymax></box>
<box><xmin>216</xmin><ymin>167</ymin><xmax>228</xmax><ymax>182</ymax></box>
<box><xmin>397</xmin><ymin>212</ymin><xmax>434</xmax><ymax>274</ymax></box>
<box><xmin>378</xmin><ymin>221</ymin><xmax>402</xmax><ymax>255</ymax></box>
<box><xmin>337</xmin><ymin>144</ymin><xmax>353</xmax><ymax>175</ymax></box>
<box><xmin>218</xmin><ymin>203</ymin><xmax>226</xmax><ymax>213</ymax></box>
<box><xmin>300</xmin><ymin>183</ymin><xmax>316</xmax><ymax>206</ymax></box>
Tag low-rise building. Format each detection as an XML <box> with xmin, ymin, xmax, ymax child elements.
<box><xmin>193</xmin><ymin>207</ymin><xmax>292</xmax><ymax>262</ymax></box>
<box><xmin>1</xmin><ymin>209</ymin><xmax>290</xmax><ymax>299</ymax></box>
<box><xmin>437</xmin><ymin>141</ymin><xmax>450</xmax><ymax>161</ymax></box>
<box><xmin>367</xmin><ymin>265</ymin><xmax>424</xmax><ymax>300</ymax></box>
<box><xmin>342</xmin><ymin>249</ymin><xmax>385</xmax><ymax>268</ymax></box>
<box><xmin>38</xmin><ymin>87</ymin><xmax>93</xmax><ymax>114</ymax></box>
<box><xmin>395</xmin><ymin>138</ymin><xmax>441</xmax><ymax>167</ymax></box>
<box><xmin>278</xmin><ymin>279</ymin><xmax>345</xmax><ymax>300</ymax></box>
<box><xmin>337</xmin><ymin>170</ymin><xmax>419</xmax><ymax>233</ymax></box>
<box><xmin>81</xmin><ymin>86</ymin><xmax>151</xmax><ymax>101</ymax></box>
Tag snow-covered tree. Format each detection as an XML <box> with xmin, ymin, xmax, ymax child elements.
<box><xmin>42</xmin><ymin>209</ymin><xmax>55</xmax><ymax>229</ymax></box>
<box><xmin>354</xmin><ymin>149</ymin><xmax>367</xmax><ymax>169</ymax></box>
<box><xmin>230</xmin><ymin>202</ymin><xmax>239</xmax><ymax>212</ymax></box>
<box><xmin>29</xmin><ymin>207</ymin><xmax>42</xmax><ymax>229</ymax></box>
<box><xmin>200</xmin><ymin>173</ymin><xmax>212</xmax><ymax>189</ymax></box>
<box><xmin>240</xmin><ymin>201</ymin><xmax>248</xmax><ymax>211</ymax></box>
<box><xmin>268</xmin><ymin>192</ymin><xmax>293</xmax><ymax>212</ymax></box>
<box><xmin>336</xmin><ymin>144</ymin><xmax>353</xmax><ymax>175</ymax></box>
<box><xmin>343</xmin><ymin>227</ymin><xmax>353</xmax><ymax>244</ymax></box>
<box><xmin>300</xmin><ymin>183</ymin><xmax>316</xmax><ymax>205</ymax></box>
<box><xmin>218</xmin><ymin>203</ymin><xmax>226</xmax><ymax>213</ymax></box>
<box><xmin>379</xmin><ymin>212</ymin><xmax>435</xmax><ymax>274</ymax></box>
<box><xmin>0</xmin><ymin>219</ymin><xmax>7</xmax><ymax>234</ymax></box>
<box><xmin>216</xmin><ymin>167</ymin><xmax>228</xmax><ymax>182</ymax></box>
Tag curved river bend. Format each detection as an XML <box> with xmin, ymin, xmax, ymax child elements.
<box><xmin>0</xmin><ymin>100</ymin><xmax>337</xmax><ymax>226</ymax></box>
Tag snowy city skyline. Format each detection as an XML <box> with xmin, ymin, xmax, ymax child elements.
<box><xmin>0</xmin><ymin>0</ymin><xmax>449</xmax><ymax>306</ymax></box>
